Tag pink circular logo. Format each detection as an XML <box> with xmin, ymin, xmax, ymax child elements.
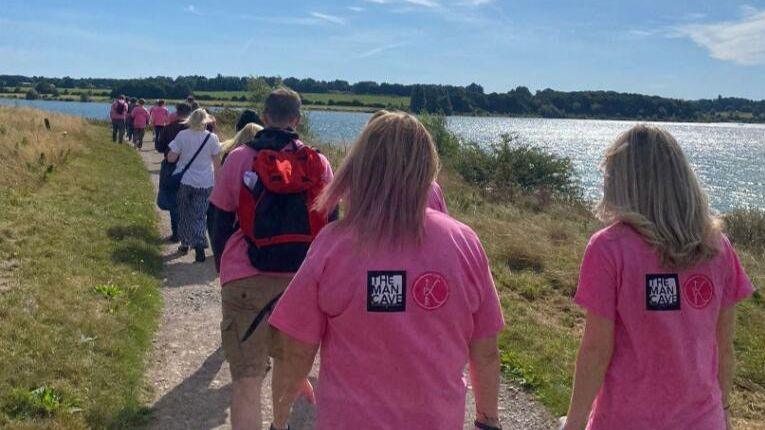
<box><xmin>413</xmin><ymin>272</ymin><xmax>450</xmax><ymax>310</ymax></box>
<box><xmin>683</xmin><ymin>275</ymin><xmax>714</xmax><ymax>309</ymax></box>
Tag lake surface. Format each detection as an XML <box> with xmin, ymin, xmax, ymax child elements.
<box><xmin>2</xmin><ymin>97</ymin><xmax>763</xmax><ymax>212</ymax></box>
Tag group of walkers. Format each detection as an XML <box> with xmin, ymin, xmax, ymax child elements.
<box><xmin>109</xmin><ymin>95</ymin><xmax>203</xmax><ymax>148</ymax></box>
<box><xmin>117</xmin><ymin>86</ymin><xmax>753</xmax><ymax>429</ymax></box>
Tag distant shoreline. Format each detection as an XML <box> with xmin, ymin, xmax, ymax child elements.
<box><xmin>2</xmin><ymin>95</ymin><xmax>765</xmax><ymax>125</ymax></box>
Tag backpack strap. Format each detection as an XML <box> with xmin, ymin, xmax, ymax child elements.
<box><xmin>179</xmin><ymin>132</ymin><xmax>212</xmax><ymax>177</ymax></box>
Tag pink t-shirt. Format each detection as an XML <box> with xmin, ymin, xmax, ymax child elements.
<box><xmin>167</xmin><ymin>111</ymin><xmax>178</xmax><ymax>124</ymax></box>
<box><xmin>269</xmin><ymin>209</ymin><xmax>505</xmax><ymax>429</ymax></box>
<box><xmin>150</xmin><ymin>106</ymin><xmax>169</xmax><ymax>126</ymax></box>
<box><xmin>131</xmin><ymin>106</ymin><xmax>150</xmax><ymax>129</ymax></box>
<box><xmin>209</xmin><ymin>142</ymin><xmax>334</xmax><ymax>285</ymax></box>
<box><xmin>110</xmin><ymin>100</ymin><xmax>128</xmax><ymax>120</ymax></box>
<box><xmin>574</xmin><ymin>223</ymin><xmax>755</xmax><ymax>430</ymax></box>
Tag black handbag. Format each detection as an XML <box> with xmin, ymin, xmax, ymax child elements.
<box><xmin>158</xmin><ymin>132</ymin><xmax>212</xmax><ymax>207</ymax></box>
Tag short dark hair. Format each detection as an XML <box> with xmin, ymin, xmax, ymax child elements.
<box><xmin>130</xmin><ymin>97</ymin><xmax>137</xmax><ymax>103</ymax></box>
<box><xmin>236</xmin><ymin>109</ymin><xmax>263</xmax><ymax>131</ymax></box>
<box><xmin>190</xmin><ymin>102</ymin><xmax>200</xmax><ymax>111</ymax></box>
<box><xmin>175</xmin><ymin>102</ymin><xmax>192</xmax><ymax>116</ymax></box>
<box><xmin>186</xmin><ymin>95</ymin><xmax>195</xmax><ymax>102</ymax></box>
<box><xmin>138</xmin><ymin>98</ymin><xmax>145</xmax><ymax>105</ymax></box>
<box><xmin>158</xmin><ymin>99</ymin><xmax>165</xmax><ymax>106</ymax></box>
<box><xmin>264</xmin><ymin>88</ymin><xmax>301</xmax><ymax>124</ymax></box>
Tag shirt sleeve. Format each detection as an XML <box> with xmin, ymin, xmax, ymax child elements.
<box><xmin>573</xmin><ymin>236</ymin><xmax>618</xmax><ymax>320</ymax></box>
<box><xmin>471</xmin><ymin>233</ymin><xmax>505</xmax><ymax>339</ymax></box>
<box><xmin>269</xmin><ymin>243</ymin><xmax>327</xmax><ymax>345</ymax></box>
<box><xmin>721</xmin><ymin>237</ymin><xmax>755</xmax><ymax>307</ymax></box>
<box><xmin>319</xmin><ymin>154</ymin><xmax>334</xmax><ymax>183</ymax></box>
<box><xmin>168</xmin><ymin>139</ymin><xmax>180</xmax><ymax>154</ymax></box>
<box><xmin>209</xmin><ymin>150</ymin><xmax>244</xmax><ymax>212</ymax></box>
<box><xmin>210</xmin><ymin>134</ymin><xmax>221</xmax><ymax>156</ymax></box>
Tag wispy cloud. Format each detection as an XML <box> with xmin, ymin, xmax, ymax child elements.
<box><xmin>310</xmin><ymin>12</ymin><xmax>346</xmax><ymax>25</ymax></box>
<box><xmin>675</xmin><ymin>8</ymin><xmax>765</xmax><ymax>65</ymax></box>
<box><xmin>364</xmin><ymin>0</ymin><xmax>391</xmax><ymax>4</ymax></box>
<box><xmin>357</xmin><ymin>42</ymin><xmax>407</xmax><ymax>58</ymax></box>
<box><xmin>184</xmin><ymin>5</ymin><xmax>202</xmax><ymax>16</ymax></box>
<box><xmin>348</xmin><ymin>6</ymin><xmax>365</xmax><ymax>12</ymax></box>
<box><xmin>404</xmin><ymin>0</ymin><xmax>439</xmax><ymax>7</ymax></box>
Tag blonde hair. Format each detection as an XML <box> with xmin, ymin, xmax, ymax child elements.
<box><xmin>181</xmin><ymin>108</ymin><xmax>213</xmax><ymax>131</ymax></box>
<box><xmin>316</xmin><ymin>111</ymin><xmax>440</xmax><ymax>247</ymax></box>
<box><xmin>596</xmin><ymin>124</ymin><xmax>722</xmax><ymax>268</ymax></box>
<box><xmin>221</xmin><ymin>123</ymin><xmax>263</xmax><ymax>157</ymax></box>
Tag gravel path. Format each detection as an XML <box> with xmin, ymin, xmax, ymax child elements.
<box><xmin>139</xmin><ymin>142</ymin><xmax>557</xmax><ymax>430</ymax></box>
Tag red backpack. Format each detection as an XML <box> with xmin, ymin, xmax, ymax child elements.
<box><xmin>237</xmin><ymin>145</ymin><xmax>330</xmax><ymax>272</ymax></box>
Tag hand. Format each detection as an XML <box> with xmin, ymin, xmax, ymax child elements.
<box><xmin>559</xmin><ymin>416</ymin><xmax>585</xmax><ymax>430</ymax></box>
<box><xmin>296</xmin><ymin>378</ymin><xmax>315</xmax><ymax>405</ymax></box>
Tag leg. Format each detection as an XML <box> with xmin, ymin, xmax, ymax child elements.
<box><xmin>118</xmin><ymin>120</ymin><xmax>126</xmax><ymax>143</ymax></box>
<box><xmin>176</xmin><ymin>185</ymin><xmax>192</xmax><ymax>247</ymax></box>
<box><xmin>190</xmin><ymin>187</ymin><xmax>212</xmax><ymax>249</ymax></box>
<box><xmin>231</xmin><ymin>377</ymin><xmax>264</xmax><ymax>430</ymax></box>
<box><xmin>112</xmin><ymin>121</ymin><xmax>118</xmax><ymax>142</ymax></box>
<box><xmin>221</xmin><ymin>277</ymin><xmax>292</xmax><ymax>430</ymax></box>
<box><xmin>169</xmin><ymin>204</ymin><xmax>180</xmax><ymax>241</ymax></box>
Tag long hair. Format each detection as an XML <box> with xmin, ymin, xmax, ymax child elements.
<box><xmin>182</xmin><ymin>108</ymin><xmax>213</xmax><ymax>131</ymax></box>
<box><xmin>221</xmin><ymin>123</ymin><xmax>263</xmax><ymax>157</ymax></box>
<box><xmin>316</xmin><ymin>111</ymin><xmax>440</xmax><ymax>247</ymax></box>
<box><xmin>596</xmin><ymin>124</ymin><xmax>722</xmax><ymax>268</ymax></box>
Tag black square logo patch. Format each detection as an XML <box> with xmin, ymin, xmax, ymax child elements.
<box><xmin>646</xmin><ymin>274</ymin><xmax>681</xmax><ymax>311</ymax></box>
<box><xmin>367</xmin><ymin>271</ymin><xmax>406</xmax><ymax>312</ymax></box>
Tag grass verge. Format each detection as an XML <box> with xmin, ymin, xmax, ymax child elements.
<box><xmin>0</xmin><ymin>108</ymin><xmax>163</xmax><ymax>429</ymax></box>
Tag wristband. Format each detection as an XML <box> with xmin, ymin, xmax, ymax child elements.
<box><xmin>474</xmin><ymin>420</ymin><xmax>502</xmax><ymax>430</ymax></box>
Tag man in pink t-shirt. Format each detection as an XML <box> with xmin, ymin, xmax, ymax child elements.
<box><xmin>130</xmin><ymin>98</ymin><xmax>150</xmax><ymax>148</ymax></box>
<box><xmin>209</xmin><ymin>88</ymin><xmax>335</xmax><ymax>430</ymax></box>
<box><xmin>109</xmin><ymin>95</ymin><xmax>128</xmax><ymax>143</ymax></box>
<box><xmin>149</xmin><ymin>100</ymin><xmax>170</xmax><ymax>149</ymax></box>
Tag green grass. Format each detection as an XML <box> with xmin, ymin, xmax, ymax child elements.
<box><xmin>194</xmin><ymin>90</ymin><xmax>409</xmax><ymax>109</ymax></box>
<box><xmin>0</xmin><ymin>116</ymin><xmax>163</xmax><ymax>429</ymax></box>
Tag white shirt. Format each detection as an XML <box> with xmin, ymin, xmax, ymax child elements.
<box><xmin>169</xmin><ymin>129</ymin><xmax>221</xmax><ymax>189</ymax></box>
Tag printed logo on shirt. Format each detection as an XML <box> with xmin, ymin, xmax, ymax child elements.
<box><xmin>413</xmin><ymin>272</ymin><xmax>450</xmax><ymax>310</ymax></box>
<box><xmin>367</xmin><ymin>271</ymin><xmax>406</xmax><ymax>312</ymax></box>
<box><xmin>646</xmin><ymin>274</ymin><xmax>681</xmax><ymax>311</ymax></box>
<box><xmin>683</xmin><ymin>274</ymin><xmax>715</xmax><ymax>309</ymax></box>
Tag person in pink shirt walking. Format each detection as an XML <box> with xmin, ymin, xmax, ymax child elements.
<box><xmin>130</xmin><ymin>98</ymin><xmax>150</xmax><ymax>149</ymax></box>
<box><xmin>268</xmin><ymin>111</ymin><xmax>505</xmax><ymax>430</ymax></box>
<box><xmin>561</xmin><ymin>125</ymin><xmax>755</xmax><ymax>430</ymax></box>
<box><xmin>149</xmin><ymin>99</ymin><xmax>170</xmax><ymax>149</ymax></box>
<box><xmin>109</xmin><ymin>95</ymin><xmax>128</xmax><ymax>143</ymax></box>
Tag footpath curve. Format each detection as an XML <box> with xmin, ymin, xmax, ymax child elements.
<box><xmin>139</xmin><ymin>143</ymin><xmax>556</xmax><ymax>430</ymax></box>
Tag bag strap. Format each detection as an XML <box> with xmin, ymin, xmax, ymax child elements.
<box><xmin>179</xmin><ymin>132</ymin><xmax>212</xmax><ymax>177</ymax></box>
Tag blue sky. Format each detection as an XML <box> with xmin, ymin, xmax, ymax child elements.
<box><xmin>1</xmin><ymin>0</ymin><xmax>764</xmax><ymax>100</ymax></box>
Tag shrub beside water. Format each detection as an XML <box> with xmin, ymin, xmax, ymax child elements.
<box><xmin>420</xmin><ymin>114</ymin><xmax>581</xmax><ymax>203</ymax></box>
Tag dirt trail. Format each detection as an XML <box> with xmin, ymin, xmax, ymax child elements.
<box><xmin>139</xmin><ymin>142</ymin><xmax>556</xmax><ymax>430</ymax></box>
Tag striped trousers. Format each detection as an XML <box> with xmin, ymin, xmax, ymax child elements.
<box><xmin>177</xmin><ymin>184</ymin><xmax>213</xmax><ymax>248</ymax></box>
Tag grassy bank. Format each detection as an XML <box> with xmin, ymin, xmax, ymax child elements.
<box><xmin>0</xmin><ymin>107</ymin><xmax>163</xmax><ymax>428</ymax></box>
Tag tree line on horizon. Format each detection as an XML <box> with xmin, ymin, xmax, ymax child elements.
<box><xmin>1</xmin><ymin>74</ymin><xmax>763</xmax><ymax>122</ymax></box>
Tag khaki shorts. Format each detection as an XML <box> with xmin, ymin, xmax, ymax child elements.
<box><xmin>220</xmin><ymin>275</ymin><xmax>292</xmax><ymax>381</ymax></box>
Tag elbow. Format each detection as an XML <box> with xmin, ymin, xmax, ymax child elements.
<box><xmin>470</xmin><ymin>344</ymin><xmax>500</xmax><ymax>367</ymax></box>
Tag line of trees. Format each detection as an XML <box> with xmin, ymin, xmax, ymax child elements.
<box><xmin>410</xmin><ymin>84</ymin><xmax>765</xmax><ymax>122</ymax></box>
<box><xmin>2</xmin><ymin>74</ymin><xmax>764</xmax><ymax>122</ymax></box>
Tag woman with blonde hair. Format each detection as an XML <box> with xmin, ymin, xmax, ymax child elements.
<box><xmin>167</xmin><ymin>109</ymin><xmax>222</xmax><ymax>262</ymax></box>
<box><xmin>561</xmin><ymin>125</ymin><xmax>754</xmax><ymax>430</ymax></box>
<box><xmin>220</xmin><ymin>122</ymin><xmax>263</xmax><ymax>162</ymax></box>
<box><xmin>268</xmin><ymin>111</ymin><xmax>505</xmax><ymax>430</ymax></box>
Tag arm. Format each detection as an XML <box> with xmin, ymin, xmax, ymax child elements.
<box><xmin>166</xmin><ymin>150</ymin><xmax>180</xmax><ymax>163</ymax></box>
<box><xmin>717</xmin><ymin>306</ymin><xmax>736</xmax><ymax>430</ymax></box>
<box><xmin>562</xmin><ymin>312</ymin><xmax>614</xmax><ymax>430</ymax></box>
<box><xmin>469</xmin><ymin>335</ymin><xmax>501</xmax><ymax>429</ymax></box>
<box><xmin>210</xmin><ymin>203</ymin><xmax>236</xmax><ymax>272</ymax></box>
<box><xmin>271</xmin><ymin>332</ymin><xmax>319</xmax><ymax>429</ymax></box>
